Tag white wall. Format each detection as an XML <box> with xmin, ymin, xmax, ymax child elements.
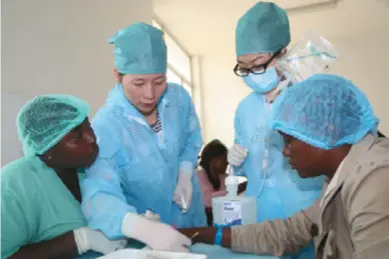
<box><xmin>200</xmin><ymin>53</ymin><xmax>251</xmax><ymax>147</ymax></box>
<box><xmin>330</xmin><ymin>32</ymin><xmax>389</xmax><ymax>135</ymax></box>
<box><xmin>0</xmin><ymin>93</ymin><xmax>30</xmax><ymax>166</ymax></box>
<box><xmin>1</xmin><ymin>0</ymin><xmax>153</xmax><ymax>166</ymax></box>
<box><xmin>200</xmin><ymin>1</ymin><xmax>389</xmax><ymax>147</ymax></box>
<box><xmin>190</xmin><ymin>56</ymin><xmax>206</xmax><ymax>137</ymax></box>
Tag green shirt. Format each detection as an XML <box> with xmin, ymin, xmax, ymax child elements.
<box><xmin>1</xmin><ymin>156</ymin><xmax>86</xmax><ymax>258</ymax></box>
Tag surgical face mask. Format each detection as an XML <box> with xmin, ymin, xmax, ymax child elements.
<box><xmin>242</xmin><ymin>67</ymin><xmax>281</xmax><ymax>94</ymax></box>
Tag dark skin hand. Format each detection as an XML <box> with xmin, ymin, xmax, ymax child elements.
<box><xmin>9</xmin><ymin>119</ymin><xmax>98</xmax><ymax>259</ymax></box>
<box><xmin>180</xmin><ymin>227</ymin><xmax>232</xmax><ymax>248</ymax></box>
<box><xmin>238</xmin><ymin>181</ymin><xmax>247</xmax><ymax>194</ymax></box>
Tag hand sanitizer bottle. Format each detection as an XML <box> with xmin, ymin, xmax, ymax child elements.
<box><xmin>212</xmin><ymin>166</ymin><xmax>257</xmax><ymax>226</ymax></box>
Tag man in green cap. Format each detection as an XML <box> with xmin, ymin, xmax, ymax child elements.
<box><xmin>1</xmin><ymin>95</ymin><xmax>127</xmax><ymax>258</ymax></box>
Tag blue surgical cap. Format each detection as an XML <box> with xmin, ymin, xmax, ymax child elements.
<box><xmin>236</xmin><ymin>2</ymin><xmax>290</xmax><ymax>56</ymax></box>
<box><xmin>109</xmin><ymin>22</ymin><xmax>167</xmax><ymax>75</ymax></box>
<box><xmin>17</xmin><ymin>94</ymin><xmax>90</xmax><ymax>156</ymax></box>
<box><xmin>271</xmin><ymin>74</ymin><xmax>379</xmax><ymax>150</ymax></box>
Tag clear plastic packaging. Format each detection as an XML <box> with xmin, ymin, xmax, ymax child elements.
<box><xmin>276</xmin><ymin>30</ymin><xmax>339</xmax><ymax>83</ymax></box>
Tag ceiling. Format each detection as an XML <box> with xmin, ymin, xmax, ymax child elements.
<box><xmin>153</xmin><ymin>0</ymin><xmax>389</xmax><ymax>55</ymax></box>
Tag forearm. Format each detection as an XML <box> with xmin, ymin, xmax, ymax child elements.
<box><xmin>179</xmin><ymin>227</ymin><xmax>232</xmax><ymax>248</ymax></box>
<box><xmin>179</xmin><ymin>161</ymin><xmax>194</xmax><ymax>173</ymax></box>
<box><xmin>180</xmin><ymin>202</ymin><xmax>318</xmax><ymax>256</ymax></box>
<box><xmin>9</xmin><ymin>232</ymin><xmax>78</xmax><ymax>259</ymax></box>
<box><xmin>179</xmin><ymin>108</ymin><xmax>203</xmax><ymax>167</ymax></box>
<box><xmin>232</xmin><ymin>203</ymin><xmax>318</xmax><ymax>256</ymax></box>
<box><xmin>232</xmin><ymin>220</ymin><xmax>306</xmax><ymax>256</ymax></box>
<box><xmin>83</xmin><ymin>195</ymin><xmax>136</xmax><ymax>239</ymax></box>
<box><xmin>180</xmin><ymin>219</ymin><xmax>311</xmax><ymax>256</ymax></box>
<box><xmin>82</xmin><ymin>176</ymin><xmax>137</xmax><ymax>239</ymax></box>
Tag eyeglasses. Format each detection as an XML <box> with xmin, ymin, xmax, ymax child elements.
<box><xmin>233</xmin><ymin>51</ymin><xmax>281</xmax><ymax>77</ymax></box>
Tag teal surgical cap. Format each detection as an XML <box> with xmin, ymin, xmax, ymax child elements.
<box><xmin>109</xmin><ymin>22</ymin><xmax>167</xmax><ymax>75</ymax></box>
<box><xmin>236</xmin><ymin>2</ymin><xmax>291</xmax><ymax>56</ymax></box>
<box><xmin>17</xmin><ymin>94</ymin><xmax>90</xmax><ymax>156</ymax></box>
<box><xmin>271</xmin><ymin>74</ymin><xmax>379</xmax><ymax>150</ymax></box>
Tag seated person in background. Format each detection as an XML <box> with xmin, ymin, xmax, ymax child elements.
<box><xmin>1</xmin><ymin>95</ymin><xmax>126</xmax><ymax>259</ymax></box>
<box><xmin>197</xmin><ymin>140</ymin><xmax>228</xmax><ymax>208</ymax></box>
<box><xmin>197</xmin><ymin>140</ymin><xmax>246</xmax><ymax>226</ymax></box>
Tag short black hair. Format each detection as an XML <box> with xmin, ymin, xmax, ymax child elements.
<box><xmin>199</xmin><ymin>139</ymin><xmax>228</xmax><ymax>190</ymax></box>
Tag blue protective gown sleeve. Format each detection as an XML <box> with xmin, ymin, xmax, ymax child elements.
<box><xmin>232</xmin><ymin>104</ymin><xmax>246</xmax><ymax>176</ymax></box>
<box><xmin>174</xmin><ymin>87</ymin><xmax>206</xmax><ymax>227</ymax></box>
<box><xmin>178</xmin><ymin>89</ymin><xmax>203</xmax><ymax>173</ymax></box>
<box><xmin>81</xmin><ymin>114</ymin><xmax>137</xmax><ymax>240</ymax></box>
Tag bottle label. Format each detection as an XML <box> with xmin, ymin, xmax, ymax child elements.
<box><xmin>222</xmin><ymin>201</ymin><xmax>242</xmax><ymax>226</ymax></box>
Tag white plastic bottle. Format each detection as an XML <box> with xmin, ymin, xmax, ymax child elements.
<box><xmin>225</xmin><ymin>173</ymin><xmax>239</xmax><ymax>197</ymax></box>
<box><xmin>212</xmin><ymin>166</ymin><xmax>257</xmax><ymax>226</ymax></box>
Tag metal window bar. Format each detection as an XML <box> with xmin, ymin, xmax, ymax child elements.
<box><xmin>152</xmin><ymin>16</ymin><xmax>194</xmax><ymax>88</ymax></box>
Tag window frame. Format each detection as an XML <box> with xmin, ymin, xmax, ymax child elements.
<box><xmin>152</xmin><ymin>18</ymin><xmax>193</xmax><ymax>95</ymax></box>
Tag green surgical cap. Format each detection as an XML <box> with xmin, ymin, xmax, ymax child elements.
<box><xmin>17</xmin><ymin>94</ymin><xmax>90</xmax><ymax>156</ymax></box>
<box><xmin>235</xmin><ymin>2</ymin><xmax>291</xmax><ymax>56</ymax></box>
<box><xmin>109</xmin><ymin>22</ymin><xmax>167</xmax><ymax>75</ymax></box>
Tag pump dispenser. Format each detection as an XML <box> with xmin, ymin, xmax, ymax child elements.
<box><xmin>225</xmin><ymin>165</ymin><xmax>239</xmax><ymax>196</ymax></box>
<box><xmin>212</xmin><ymin>165</ymin><xmax>257</xmax><ymax>226</ymax></box>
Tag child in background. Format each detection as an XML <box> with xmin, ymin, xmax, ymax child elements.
<box><xmin>197</xmin><ymin>140</ymin><xmax>246</xmax><ymax>225</ymax></box>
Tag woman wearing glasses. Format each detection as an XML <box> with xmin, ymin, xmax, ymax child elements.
<box><xmin>226</xmin><ymin>2</ymin><xmax>325</xmax><ymax>259</ymax></box>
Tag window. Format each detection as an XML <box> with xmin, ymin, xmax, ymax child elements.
<box><xmin>182</xmin><ymin>82</ymin><xmax>192</xmax><ymax>96</ymax></box>
<box><xmin>166</xmin><ymin>68</ymin><xmax>182</xmax><ymax>85</ymax></box>
<box><xmin>152</xmin><ymin>20</ymin><xmax>162</xmax><ymax>30</ymax></box>
<box><xmin>152</xmin><ymin>19</ymin><xmax>193</xmax><ymax>97</ymax></box>
<box><xmin>164</xmin><ymin>33</ymin><xmax>191</xmax><ymax>82</ymax></box>
<box><xmin>166</xmin><ymin>68</ymin><xmax>192</xmax><ymax>96</ymax></box>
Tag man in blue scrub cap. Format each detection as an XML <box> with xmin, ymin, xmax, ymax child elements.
<box><xmin>228</xmin><ymin>2</ymin><xmax>325</xmax><ymax>259</ymax></box>
<box><xmin>81</xmin><ymin>22</ymin><xmax>206</xmax><ymax>253</ymax></box>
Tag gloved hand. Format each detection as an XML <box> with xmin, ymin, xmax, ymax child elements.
<box><xmin>144</xmin><ymin>210</ymin><xmax>161</xmax><ymax>222</ymax></box>
<box><xmin>142</xmin><ymin>210</ymin><xmax>161</xmax><ymax>251</ymax></box>
<box><xmin>173</xmin><ymin>169</ymin><xmax>193</xmax><ymax>213</ymax></box>
<box><xmin>228</xmin><ymin>144</ymin><xmax>248</xmax><ymax>167</ymax></box>
<box><xmin>122</xmin><ymin>213</ymin><xmax>191</xmax><ymax>252</ymax></box>
<box><xmin>73</xmin><ymin>227</ymin><xmax>127</xmax><ymax>255</ymax></box>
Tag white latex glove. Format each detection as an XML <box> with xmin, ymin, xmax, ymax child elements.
<box><xmin>227</xmin><ymin>144</ymin><xmax>248</xmax><ymax>167</ymax></box>
<box><xmin>142</xmin><ymin>210</ymin><xmax>161</xmax><ymax>251</ymax></box>
<box><xmin>144</xmin><ymin>210</ymin><xmax>161</xmax><ymax>222</ymax></box>
<box><xmin>73</xmin><ymin>227</ymin><xmax>127</xmax><ymax>255</ymax></box>
<box><xmin>173</xmin><ymin>171</ymin><xmax>193</xmax><ymax>213</ymax></box>
<box><xmin>122</xmin><ymin>213</ymin><xmax>191</xmax><ymax>252</ymax></box>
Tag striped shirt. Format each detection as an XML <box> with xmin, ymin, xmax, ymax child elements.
<box><xmin>150</xmin><ymin>113</ymin><xmax>162</xmax><ymax>133</ymax></box>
